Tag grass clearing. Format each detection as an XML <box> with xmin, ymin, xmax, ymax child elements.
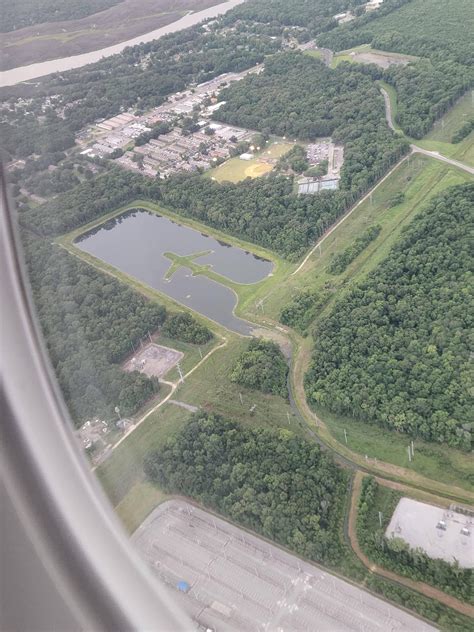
<box><xmin>206</xmin><ymin>141</ymin><xmax>293</xmax><ymax>183</ymax></box>
<box><xmin>96</xmin><ymin>335</ymin><xmax>296</xmax><ymax>511</ymax></box>
<box><xmin>331</xmin><ymin>45</ymin><xmax>417</xmax><ymax>69</ymax></box>
<box><xmin>319</xmin><ymin>408</ymin><xmax>474</xmax><ymax>493</ymax></box>
<box><xmin>115</xmin><ymin>481</ymin><xmax>169</xmax><ymax>533</ymax></box>
<box><xmin>380</xmin><ymin>84</ymin><xmax>474</xmax><ymax>165</ymax></box>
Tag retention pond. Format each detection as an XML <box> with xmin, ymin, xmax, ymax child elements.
<box><xmin>75</xmin><ymin>208</ymin><xmax>273</xmax><ymax>335</ymax></box>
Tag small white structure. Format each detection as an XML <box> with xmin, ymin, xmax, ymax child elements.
<box><xmin>239</xmin><ymin>152</ymin><xmax>254</xmax><ymax>161</ymax></box>
<box><xmin>386</xmin><ymin>498</ymin><xmax>473</xmax><ymax>568</ymax></box>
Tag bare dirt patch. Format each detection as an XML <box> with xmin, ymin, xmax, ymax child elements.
<box><xmin>0</xmin><ymin>0</ymin><xmax>221</xmax><ymax>70</ymax></box>
<box><xmin>123</xmin><ymin>342</ymin><xmax>183</xmax><ymax>379</ymax></box>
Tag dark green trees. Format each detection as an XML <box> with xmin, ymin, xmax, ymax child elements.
<box><xmin>144</xmin><ymin>411</ymin><xmax>345</xmax><ymax>565</ymax></box>
<box><xmin>162</xmin><ymin>312</ymin><xmax>212</xmax><ymax>345</ymax></box>
<box><xmin>305</xmin><ymin>184</ymin><xmax>474</xmax><ymax>448</ymax></box>
<box><xmin>23</xmin><ymin>235</ymin><xmax>167</xmax><ymax>424</ymax></box>
<box><xmin>230</xmin><ymin>338</ymin><xmax>289</xmax><ymax>397</ymax></box>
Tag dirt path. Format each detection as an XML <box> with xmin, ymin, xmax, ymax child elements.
<box><xmin>348</xmin><ymin>471</ymin><xmax>474</xmax><ymax>618</ymax></box>
<box><xmin>290</xmin><ymin>339</ymin><xmax>474</xmax><ymax>504</ymax></box>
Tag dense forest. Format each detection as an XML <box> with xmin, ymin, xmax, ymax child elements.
<box><xmin>23</xmin><ymin>234</ymin><xmax>167</xmax><ymax>424</ymax></box>
<box><xmin>305</xmin><ymin>184</ymin><xmax>474</xmax><ymax>448</ymax></box>
<box><xmin>20</xmin><ymin>168</ymin><xmax>145</xmax><ymax>236</ymax></box>
<box><xmin>317</xmin><ymin>0</ymin><xmax>474</xmax><ymax>139</ymax></box>
<box><xmin>216</xmin><ymin>52</ymin><xmax>408</xmax><ymax>192</ymax></box>
<box><xmin>328</xmin><ymin>224</ymin><xmax>381</xmax><ymax>274</ymax></box>
<box><xmin>144</xmin><ymin>412</ymin><xmax>346</xmax><ymax>565</ymax></box>
<box><xmin>279</xmin><ymin>289</ymin><xmax>330</xmax><ymax>334</ymax></box>
<box><xmin>230</xmin><ymin>339</ymin><xmax>288</xmax><ymax>398</ymax></box>
<box><xmin>221</xmin><ymin>0</ymin><xmax>365</xmax><ymax>36</ymax></box>
<box><xmin>358</xmin><ymin>478</ymin><xmax>473</xmax><ymax>604</ymax></box>
<box><xmin>162</xmin><ymin>312</ymin><xmax>212</xmax><ymax>345</ymax></box>
<box><xmin>1</xmin><ymin>0</ymin><xmax>120</xmax><ymax>31</ymax></box>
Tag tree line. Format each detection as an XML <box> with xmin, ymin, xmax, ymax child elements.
<box><xmin>305</xmin><ymin>184</ymin><xmax>473</xmax><ymax>448</ymax></box>
<box><xmin>328</xmin><ymin>224</ymin><xmax>381</xmax><ymax>274</ymax></box>
<box><xmin>279</xmin><ymin>289</ymin><xmax>330</xmax><ymax>334</ymax></box>
<box><xmin>144</xmin><ymin>411</ymin><xmax>346</xmax><ymax>566</ymax></box>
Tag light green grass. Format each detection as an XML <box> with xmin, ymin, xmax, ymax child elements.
<box><xmin>115</xmin><ymin>481</ymin><xmax>169</xmax><ymax>533</ymax></box>
<box><xmin>379</xmin><ymin>84</ymin><xmax>474</xmax><ymax>165</ymax></box>
<box><xmin>96</xmin><ymin>336</ymin><xmax>297</xmax><ymax>509</ymax></box>
<box><xmin>157</xmin><ymin>334</ymin><xmax>216</xmax><ymax>382</ymax></box>
<box><xmin>206</xmin><ymin>142</ymin><xmax>293</xmax><ymax>183</ymax></box>
<box><xmin>96</xmin><ymin>405</ymin><xmax>190</xmax><ymax>506</ymax></box>
<box><xmin>319</xmin><ymin>408</ymin><xmax>474</xmax><ymax>493</ymax></box>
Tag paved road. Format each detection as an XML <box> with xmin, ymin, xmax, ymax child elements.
<box><xmin>133</xmin><ymin>500</ymin><xmax>437</xmax><ymax>632</ymax></box>
<box><xmin>411</xmin><ymin>146</ymin><xmax>474</xmax><ymax>175</ymax></box>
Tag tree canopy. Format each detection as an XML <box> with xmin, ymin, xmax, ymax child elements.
<box><xmin>144</xmin><ymin>411</ymin><xmax>346</xmax><ymax>565</ymax></box>
<box><xmin>22</xmin><ymin>233</ymin><xmax>168</xmax><ymax>424</ymax></box>
<box><xmin>230</xmin><ymin>338</ymin><xmax>289</xmax><ymax>398</ymax></box>
<box><xmin>305</xmin><ymin>184</ymin><xmax>474</xmax><ymax>448</ymax></box>
<box><xmin>162</xmin><ymin>312</ymin><xmax>212</xmax><ymax>345</ymax></box>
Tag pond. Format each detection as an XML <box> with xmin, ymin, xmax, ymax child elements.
<box><xmin>75</xmin><ymin>208</ymin><xmax>273</xmax><ymax>335</ymax></box>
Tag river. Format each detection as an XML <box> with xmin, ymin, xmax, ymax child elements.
<box><xmin>0</xmin><ymin>0</ymin><xmax>245</xmax><ymax>88</ymax></box>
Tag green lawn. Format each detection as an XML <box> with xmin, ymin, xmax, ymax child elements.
<box><xmin>320</xmin><ymin>408</ymin><xmax>474</xmax><ymax>493</ymax></box>
<box><xmin>96</xmin><ymin>335</ymin><xmax>297</xmax><ymax>513</ymax></box>
<box><xmin>115</xmin><ymin>481</ymin><xmax>170</xmax><ymax>534</ymax></box>
<box><xmin>420</xmin><ymin>91</ymin><xmax>474</xmax><ymax>166</ymax></box>
<box><xmin>206</xmin><ymin>141</ymin><xmax>293</xmax><ymax>183</ymax></box>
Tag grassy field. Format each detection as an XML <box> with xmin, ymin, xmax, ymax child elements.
<box><xmin>421</xmin><ymin>92</ymin><xmax>474</xmax><ymax>165</ymax></box>
<box><xmin>206</xmin><ymin>141</ymin><xmax>293</xmax><ymax>183</ymax></box>
<box><xmin>96</xmin><ymin>335</ymin><xmax>297</xmax><ymax>520</ymax></box>
<box><xmin>320</xmin><ymin>408</ymin><xmax>474</xmax><ymax>493</ymax></box>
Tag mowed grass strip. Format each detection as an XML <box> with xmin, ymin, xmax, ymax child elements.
<box><xmin>317</xmin><ymin>407</ymin><xmax>474</xmax><ymax>493</ymax></box>
<box><xmin>96</xmin><ymin>336</ymin><xmax>296</xmax><ymax>511</ymax></box>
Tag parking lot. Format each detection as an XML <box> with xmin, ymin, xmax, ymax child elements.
<box><xmin>132</xmin><ymin>500</ymin><xmax>436</xmax><ymax>631</ymax></box>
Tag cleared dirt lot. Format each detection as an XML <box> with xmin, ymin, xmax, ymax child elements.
<box><xmin>0</xmin><ymin>0</ymin><xmax>221</xmax><ymax>70</ymax></box>
<box><xmin>123</xmin><ymin>343</ymin><xmax>183</xmax><ymax>379</ymax></box>
<box><xmin>132</xmin><ymin>499</ymin><xmax>436</xmax><ymax>631</ymax></box>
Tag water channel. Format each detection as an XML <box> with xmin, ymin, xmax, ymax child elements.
<box><xmin>0</xmin><ymin>0</ymin><xmax>245</xmax><ymax>87</ymax></box>
<box><xmin>75</xmin><ymin>208</ymin><xmax>272</xmax><ymax>335</ymax></box>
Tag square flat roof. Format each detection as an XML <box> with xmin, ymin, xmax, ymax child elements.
<box><xmin>386</xmin><ymin>498</ymin><xmax>473</xmax><ymax>568</ymax></box>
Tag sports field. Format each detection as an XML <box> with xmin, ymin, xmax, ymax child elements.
<box><xmin>207</xmin><ymin>141</ymin><xmax>293</xmax><ymax>183</ymax></box>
